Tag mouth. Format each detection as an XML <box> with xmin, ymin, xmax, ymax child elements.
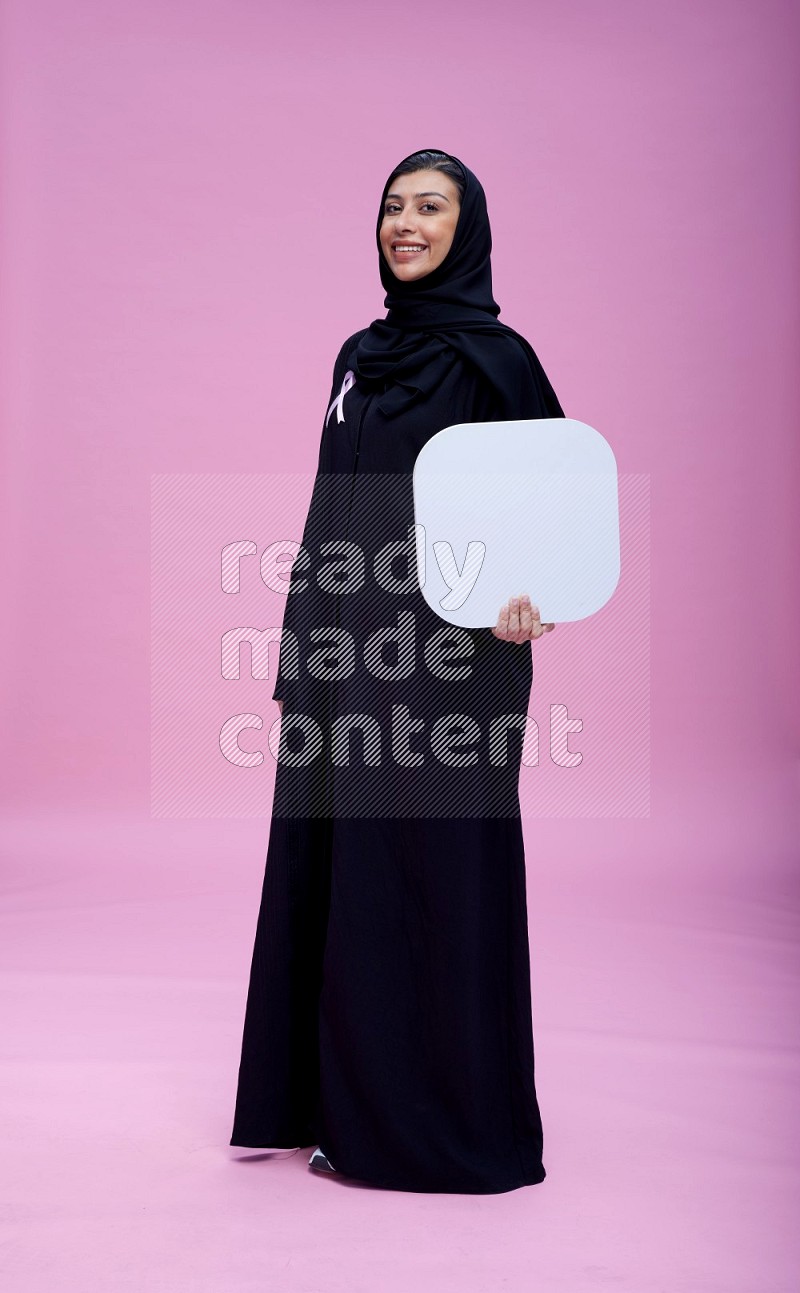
<box><xmin>391</xmin><ymin>242</ymin><xmax>428</xmax><ymax>258</ymax></box>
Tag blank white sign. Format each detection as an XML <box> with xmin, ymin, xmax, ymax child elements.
<box><xmin>412</xmin><ymin>418</ymin><xmax>620</xmax><ymax>627</ymax></box>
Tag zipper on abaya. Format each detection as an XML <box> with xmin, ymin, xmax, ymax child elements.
<box><xmin>343</xmin><ymin>388</ymin><xmax>377</xmax><ymax>543</ymax></box>
<box><xmin>323</xmin><ymin>387</ymin><xmax>377</xmax><ymax>820</ymax></box>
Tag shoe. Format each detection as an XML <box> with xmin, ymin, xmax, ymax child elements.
<box><xmin>308</xmin><ymin>1147</ymin><xmax>336</xmax><ymax>1173</ymax></box>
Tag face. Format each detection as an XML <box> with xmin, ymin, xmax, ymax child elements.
<box><xmin>379</xmin><ymin>168</ymin><xmax>461</xmax><ymax>281</ymax></box>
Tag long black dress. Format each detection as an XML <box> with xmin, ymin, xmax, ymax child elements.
<box><xmin>230</xmin><ymin>323</ymin><xmax>562</xmax><ymax>1193</ymax></box>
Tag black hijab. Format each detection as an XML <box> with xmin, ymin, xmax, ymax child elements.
<box><xmin>349</xmin><ymin>148</ymin><xmax>564</xmax><ymax>421</ymax></box>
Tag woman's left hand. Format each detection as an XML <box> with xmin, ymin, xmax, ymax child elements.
<box><xmin>491</xmin><ymin>593</ymin><xmax>555</xmax><ymax>643</ymax></box>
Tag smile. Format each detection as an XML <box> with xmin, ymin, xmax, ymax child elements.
<box><xmin>392</xmin><ymin>244</ymin><xmax>427</xmax><ymax>254</ymax></box>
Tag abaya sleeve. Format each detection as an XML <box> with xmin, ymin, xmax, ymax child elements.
<box><xmin>484</xmin><ymin>332</ymin><xmax>564</xmax><ymax>422</ymax></box>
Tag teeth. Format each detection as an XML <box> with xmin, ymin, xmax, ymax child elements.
<box><xmin>395</xmin><ymin>245</ymin><xmax>425</xmax><ymax>251</ymax></box>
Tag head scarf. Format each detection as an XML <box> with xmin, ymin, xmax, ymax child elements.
<box><xmin>349</xmin><ymin>148</ymin><xmax>564</xmax><ymax>420</ymax></box>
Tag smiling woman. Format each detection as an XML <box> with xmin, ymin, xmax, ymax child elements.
<box><xmin>230</xmin><ymin>148</ymin><xmax>565</xmax><ymax>1195</ymax></box>
<box><xmin>379</xmin><ymin>161</ymin><xmax>463</xmax><ymax>278</ymax></box>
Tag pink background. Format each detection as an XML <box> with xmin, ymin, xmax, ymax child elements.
<box><xmin>1</xmin><ymin>0</ymin><xmax>798</xmax><ymax>1289</ymax></box>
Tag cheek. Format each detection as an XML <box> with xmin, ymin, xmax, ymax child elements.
<box><xmin>438</xmin><ymin>229</ymin><xmax>456</xmax><ymax>258</ymax></box>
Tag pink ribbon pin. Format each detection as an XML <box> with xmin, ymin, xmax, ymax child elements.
<box><xmin>326</xmin><ymin>370</ymin><xmax>356</xmax><ymax>426</ymax></box>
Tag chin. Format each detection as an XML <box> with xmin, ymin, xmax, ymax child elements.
<box><xmin>396</xmin><ymin>264</ymin><xmax>434</xmax><ymax>281</ymax></box>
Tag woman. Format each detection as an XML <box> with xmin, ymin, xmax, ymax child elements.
<box><xmin>230</xmin><ymin>149</ymin><xmax>564</xmax><ymax>1194</ymax></box>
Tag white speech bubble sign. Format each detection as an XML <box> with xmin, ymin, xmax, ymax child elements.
<box><xmin>412</xmin><ymin>418</ymin><xmax>620</xmax><ymax>626</ymax></box>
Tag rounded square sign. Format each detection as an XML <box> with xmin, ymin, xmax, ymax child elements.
<box><xmin>412</xmin><ymin>418</ymin><xmax>620</xmax><ymax>626</ymax></box>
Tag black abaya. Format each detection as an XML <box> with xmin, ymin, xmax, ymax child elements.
<box><xmin>230</xmin><ymin>150</ymin><xmax>564</xmax><ymax>1193</ymax></box>
<box><xmin>230</xmin><ymin>329</ymin><xmax>560</xmax><ymax>1192</ymax></box>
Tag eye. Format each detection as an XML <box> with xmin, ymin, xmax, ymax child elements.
<box><xmin>383</xmin><ymin>201</ymin><xmax>441</xmax><ymax>215</ymax></box>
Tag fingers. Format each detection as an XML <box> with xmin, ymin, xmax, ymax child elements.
<box><xmin>525</xmin><ymin>598</ymin><xmax>556</xmax><ymax>638</ymax></box>
<box><xmin>507</xmin><ymin>596</ymin><xmax>531</xmax><ymax>644</ymax></box>
<box><xmin>507</xmin><ymin>596</ymin><xmax>522</xmax><ymax>639</ymax></box>
<box><xmin>492</xmin><ymin>594</ymin><xmax>556</xmax><ymax>642</ymax></box>
<box><xmin>519</xmin><ymin>594</ymin><xmax>533</xmax><ymax>638</ymax></box>
<box><xmin>491</xmin><ymin>602</ymin><xmax>511</xmax><ymax>639</ymax></box>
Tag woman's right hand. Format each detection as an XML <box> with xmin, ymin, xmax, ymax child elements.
<box><xmin>491</xmin><ymin>593</ymin><xmax>555</xmax><ymax>643</ymax></box>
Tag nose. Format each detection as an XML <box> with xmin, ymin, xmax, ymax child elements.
<box><xmin>394</xmin><ymin>208</ymin><xmax>416</xmax><ymax>234</ymax></box>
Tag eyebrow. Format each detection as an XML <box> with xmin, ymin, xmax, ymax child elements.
<box><xmin>384</xmin><ymin>191</ymin><xmax>452</xmax><ymax>203</ymax></box>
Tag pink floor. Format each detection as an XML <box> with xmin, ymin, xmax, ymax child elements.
<box><xmin>2</xmin><ymin>794</ymin><xmax>797</xmax><ymax>1292</ymax></box>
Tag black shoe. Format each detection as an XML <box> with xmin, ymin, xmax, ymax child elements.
<box><xmin>308</xmin><ymin>1147</ymin><xmax>336</xmax><ymax>1173</ymax></box>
